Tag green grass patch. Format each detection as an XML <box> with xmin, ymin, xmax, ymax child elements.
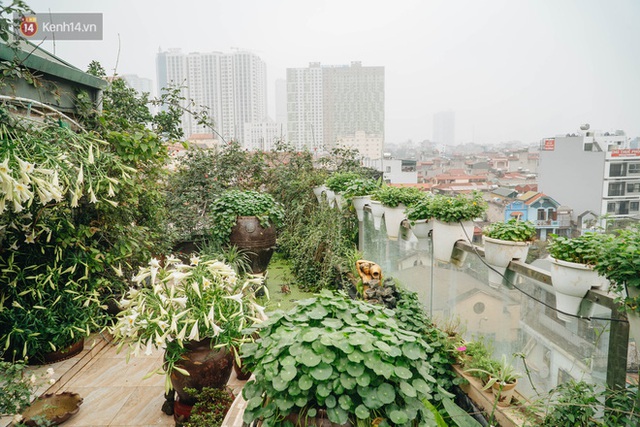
<box><xmin>261</xmin><ymin>254</ymin><xmax>314</xmax><ymax>312</ymax></box>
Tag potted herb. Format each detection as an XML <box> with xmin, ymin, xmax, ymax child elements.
<box><xmin>110</xmin><ymin>254</ymin><xmax>266</xmax><ymax>415</ymax></box>
<box><xmin>547</xmin><ymin>232</ymin><xmax>611</xmax><ymax>321</ymax></box>
<box><xmin>465</xmin><ymin>354</ymin><xmax>522</xmax><ymax>407</ymax></box>
<box><xmin>482</xmin><ymin>219</ymin><xmax>536</xmax><ymax>285</ymax></box>
<box><xmin>326</xmin><ymin>172</ymin><xmax>361</xmax><ymax>209</ymax></box>
<box><xmin>241</xmin><ymin>290</ymin><xmax>455</xmax><ymax>426</ymax></box>
<box><xmin>371</xmin><ymin>186</ymin><xmax>426</xmax><ymax>240</ymax></box>
<box><xmin>209</xmin><ymin>190</ymin><xmax>285</xmax><ymax>274</ymax></box>
<box><xmin>593</xmin><ymin>224</ymin><xmax>640</xmax><ymax>344</ymax></box>
<box><xmin>405</xmin><ymin>197</ymin><xmax>434</xmax><ymax>240</ymax></box>
<box><xmin>429</xmin><ymin>192</ymin><xmax>487</xmax><ymax>262</ymax></box>
<box><xmin>342</xmin><ymin>177</ymin><xmax>380</xmax><ymax>221</ymax></box>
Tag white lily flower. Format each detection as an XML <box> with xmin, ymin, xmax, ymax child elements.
<box><xmin>191</xmin><ymin>281</ymin><xmax>201</xmax><ymax>298</ymax></box>
<box><xmin>190</xmin><ymin>255</ymin><xmax>200</xmax><ymax>266</ymax></box>
<box><xmin>224</xmin><ymin>293</ymin><xmax>244</xmax><ymax>305</ymax></box>
<box><xmin>176</xmin><ymin>323</ymin><xmax>188</xmax><ymax>341</ymax></box>
<box><xmin>149</xmin><ymin>258</ymin><xmax>161</xmax><ymax>268</ymax></box>
<box><xmin>188</xmin><ymin>320</ymin><xmax>200</xmax><ymax>341</ymax></box>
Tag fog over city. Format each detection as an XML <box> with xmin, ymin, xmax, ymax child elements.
<box><xmin>26</xmin><ymin>0</ymin><xmax>640</xmax><ymax>145</ymax></box>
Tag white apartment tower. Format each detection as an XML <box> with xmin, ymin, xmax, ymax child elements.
<box><xmin>538</xmin><ymin>126</ymin><xmax>640</xmax><ymax>229</ymax></box>
<box><xmin>156</xmin><ymin>49</ymin><xmax>267</xmax><ymax>142</ymax></box>
<box><xmin>287</xmin><ymin>62</ymin><xmax>384</xmax><ymax>154</ymax></box>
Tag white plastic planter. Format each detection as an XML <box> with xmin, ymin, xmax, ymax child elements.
<box><xmin>410</xmin><ymin>218</ymin><xmax>433</xmax><ymax>240</ymax></box>
<box><xmin>549</xmin><ymin>257</ymin><xmax>599</xmax><ymax>322</ymax></box>
<box><xmin>369</xmin><ymin>200</ymin><xmax>384</xmax><ymax>230</ymax></box>
<box><xmin>334</xmin><ymin>193</ymin><xmax>347</xmax><ymax>210</ymax></box>
<box><xmin>351</xmin><ymin>195</ymin><xmax>371</xmax><ymax>222</ymax></box>
<box><xmin>324</xmin><ymin>189</ymin><xmax>336</xmax><ymax>207</ymax></box>
<box><xmin>382</xmin><ymin>204</ymin><xmax>407</xmax><ymax>241</ymax></box>
<box><xmin>312</xmin><ymin>185</ymin><xmax>326</xmax><ymax>203</ymax></box>
<box><xmin>432</xmin><ymin>220</ymin><xmax>474</xmax><ymax>263</ymax></box>
<box><xmin>483</xmin><ymin>236</ymin><xmax>530</xmax><ymax>287</ymax></box>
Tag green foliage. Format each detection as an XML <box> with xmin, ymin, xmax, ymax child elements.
<box><xmin>483</xmin><ymin>218</ymin><xmax>536</xmax><ymax>242</ymax></box>
<box><xmin>460</xmin><ymin>339</ymin><xmax>500</xmax><ymax>383</ymax></box>
<box><xmin>465</xmin><ymin>354</ymin><xmax>521</xmax><ymax>389</ymax></box>
<box><xmin>241</xmin><ymin>290</ymin><xmax>455</xmax><ymax>427</ymax></box>
<box><xmin>209</xmin><ymin>190</ymin><xmax>284</xmax><ymax>246</ymax></box>
<box><xmin>325</xmin><ymin>172</ymin><xmax>362</xmax><ymax>193</ymax></box>
<box><xmin>547</xmin><ymin>232</ymin><xmax>610</xmax><ymax>266</ymax></box>
<box><xmin>406</xmin><ymin>197</ymin><xmax>434</xmax><ymax>221</ymax></box>
<box><xmin>277</xmin><ymin>203</ymin><xmax>357</xmax><ymax>292</ymax></box>
<box><xmin>593</xmin><ymin>224</ymin><xmax>640</xmax><ymax>294</ymax></box>
<box><xmin>372</xmin><ymin>186</ymin><xmax>426</xmax><ymax>208</ymax></box>
<box><xmin>0</xmin><ymin>360</ymin><xmax>55</xmax><ymax>416</ymax></box>
<box><xmin>540</xmin><ymin>380</ymin><xmax>599</xmax><ymax>427</ymax></box>
<box><xmin>342</xmin><ymin>177</ymin><xmax>380</xmax><ymax>199</ymax></box>
<box><xmin>602</xmin><ymin>385</ymin><xmax>640</xmax><ymax>425</ymax></box>
<box><xmin>428</xmin><ymin>192</ymin><xmax>487</xmax><ymax>223</ymax></box>
<box><xmin>183</xmin><ymin>386</ymin><xmax>235</xmax><ymax>427</ymax></box>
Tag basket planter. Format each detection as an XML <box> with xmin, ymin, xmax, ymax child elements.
<box><xmin>382</xmin><ymin>204</ymin><xmax>407</xmax><ymax>240</ymax></box>
<box><xmin>549</xmin><ymin>257</ymin><xmax>599</xmax><ymax>322</ymax></box>
<box><xmin>410</xmin><ymin>218</ymin><xmax>433</xmax><ymax>240</ymax></box>
<box><xmin>369</xmin><ymin>200</ymin><xmax>384</xmax><ymax>230</ymax></box>
<box><xmin>432</xmin><ymin>220</ymin><xmax>474</xmax><ymax>262</ymax></box>
<box><xmin>351</xmin><ymin>195</ymin><xmax>371</xmax><ymax>222</ymax></box>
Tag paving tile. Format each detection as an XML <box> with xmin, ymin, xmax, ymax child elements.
<box><xmin>60</xmin><ymin>386</ymin><xmax>133</xmax><ymax>426</ymax></box>
<box><xmin>109</xmin><ymin>386</ymin><xmax>173</xmax><ymax>426</ymax></box>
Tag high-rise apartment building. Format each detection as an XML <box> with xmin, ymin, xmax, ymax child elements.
<box><xmin>121</xmin><ymin>74</ymin><xmax>154</xmax><ymax>97</ymax></box>
<box><xmin>287</xmin><ymin>62</ymin><xmax>384</xmax><ymax>154</ymax></box>
<box><xmin>156</xmin><ymin>48</ymin><xmax>267</xmax><ymax>142</ymax></box>
<box><xmin>538</xmin><ymin>127</ymin><xmax>640</xmax><ymax>229</ymax></box>
<box><xmin>433</xmin><ymin>111</ymin><xmax>455</xmax><ymax>146</ymax></box>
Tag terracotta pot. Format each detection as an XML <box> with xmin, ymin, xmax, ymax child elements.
<box><xmin>169</xmin><ymin>339</ymin><xmax>234</xmax><ymax>406</ymax></box>
<box><xmin>229</xmin><ymin>216</ymin><xmax>276</xmax><ymax>274</ymax></box>
<box><xmin>491</xmin><ymin>379</ymin><xmax>517</xmax><ymax>407</ymax></box>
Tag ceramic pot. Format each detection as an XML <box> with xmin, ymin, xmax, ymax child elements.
<box><xmin>432</xmin><ymin>220</ymin><xmax>474</xmax><ymax>263</ymax></box>
<box><xmin>169</xmin><ymin>339</ymin><xmax>234</xmax><ymax>406</ymax></box>
<box><xmin>21</xmin><ymin>392</ymin><xmax>83</xmax><ymax>426</ymax></box>
<box><xmin>31</xmin><ymin>338</ymin><xmax>84</xmax><ymax>365</ymax></box>
<box><xmin>549</xmin><ymin>257</ymin><xmax>597</xmax><ymax>322</ymax></box>
<box><xmin>492</xmin><ymin>379</ymin><xmax>517</xmax><ymax>407</ymax></box>
<box><xmin>229</xmin><ymin>216</ymin><xmax>276</xmax><ymax>274</ymax></box>
<box><xmin>351</xmin><ymin>195</ymin><xmax>371</xmax><ymax>222</ymax></box>
<box><xmin>369</xmin><ymin>200</ymin><xmax>384</xmax><ymax>230</ymax></box>
<box><xmin>382</xmin><ymin>204</ymin><xmax>407</xmax><ymax>240</ymax></box>
<box><xmin>410</xmin><ymin>218</ymin><xmax>433</xmax><ymax>239</ymax></box>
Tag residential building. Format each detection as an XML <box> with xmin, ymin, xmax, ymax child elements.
<box><xmin>538</xmin><ymin>128</ymin><xmax>640</xmax><ymax>228</ymax></box>
<box><xmin>336</xmin><ymin>131</ymin><xmax>383</xmax><ymax>163</ymax></box>
<box><xmin>504</xmin><ymin>192</ymin><xmax>571</xmax><ymax>239</ymax></box>
<box><xmin>121</xmin><ymin>74</ymin><xmax>153</xmax><ymax>97</ymax></box>
<box><xmin>243</xmin><ymin>121</ymin><xmax>286</xmax><ymax>151</ymax></box>
<box><xmin>156</xmin><ymin>48</ymin><xmax>267</xmax><ymax>143</ymax></box>
<box><xmin>286</xmin><ymin>61</ymin><xmax>384</xmax><ymax>153</ymax></box>
<box><xmin>433</xmin><ymin>111</ymin><xmax>455</xmax><ymax>146</ymax></box>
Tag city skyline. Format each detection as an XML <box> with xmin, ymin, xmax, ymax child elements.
<box><xmin>24</xmin><ymin>0</ymin><xmax>640</xmax><ymax>144</ymax></box>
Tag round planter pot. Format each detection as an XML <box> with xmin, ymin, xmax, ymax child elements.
<box><xmin>492</xmin><ymin>380</ymin><xmax>517</xmax><ymax>407</ymax></box>
<box><xmin>549</xmin><ymin>257</ymin><xmax>598</xmax><ymax>322</ymax></box>
<box><xmin>31</xmin><ymin>338</ymin><xmax>85</xmax><ymax>365</ymax></box>
<box><xmin>432</xmin><ymin>220</ymin><xmax>474</xmax><ymax>263</ymax></box>
<box><xmin>351</xmin><ymin>195</ymin><xmax>371</xmax><ymax>222</ymax></box>
<box><xmin>312</xmin><ymin>185</ymin><xmax>326</xmax><ymax>203</ymax></box>
<box><xmin>369</xmin><ymin>200</ymin><xmax>384</xmax><ymax>230</ymax></box>
<box><xmin>483</xmin><ymin>236</ymin><xmax>530</xmax><ymax>286</ymax></box>
<box><xmin>410</xmin><ymin>218</ymin><xmax>433</xmax><ymax>240</ymax></box>
<box><xmin>382</xmin><ymin>204</ymin><xmax>407</xmax><ymax>241</ymax></box>
<box><xmin>229</xmin><ymin>216</ymin><xmax>276</xmax><ymax>274</ymax></box>
<box><xmin>334</xmin><ymin>193</ymin><xmax>347</xmax><ymax>210</ymax></box>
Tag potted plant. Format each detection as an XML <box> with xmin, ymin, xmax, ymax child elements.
<box><xmin>547</xmin><ymin>232</ymin><xmax>611</xmax><ymax>321</ymax></box>
<box><xmin>429</xmin><ymin>192</ymin><xmax>487</xmax><ymax>262</ymax></box>
<box><xmin>342</xmin><ymin>177</ymin><xmax>380</xmax><ymax>221</ymax></box>
<box><xmin>593</xmin><ymin>224</ymin><xmax>640</xmax><ymax>344</ymax></box>
<box><xmin>110</xmin><ymin>254</ymin><xmax>266</xmax><ymax>417</ymax></box>
<box><xmin>405</xmin><ymin>197</ymin><xmax>434</xmax><ymax>240</ymax></box>
<box><xmin>209</xmin><ymin>190</ymin><xmax>285</xmax><ymax>274</ymax></box>
<box><xmin>465</xmin><ymin>354</ymin><xmax>522</xmax><ymax>407</ymax></box>
<box><xmin>371</xmin><ymin>186</ymin><xmax>426</xmax><ymax>240</ymax></box>
<box><xmin>482</xmin><ymin>219</ymin><xmax>536</xmax><ymax>286</ymax></box>
<box><xmin>241</xmin><ymin>290</ymin><xmax>455</xmax><ymax>426</ymax></box>
<box><xmin>326</xmin><ymin>172</ymin><xmax>361</xmax><ymax>210</ymax></box>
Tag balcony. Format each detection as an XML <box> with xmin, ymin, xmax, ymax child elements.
<box><xmin>359</xmin><ymin>210</ymin><xmax>631</xmax><ymax>404</ymax></box>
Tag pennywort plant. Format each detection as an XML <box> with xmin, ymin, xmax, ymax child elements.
<box><xmin>483</xmin><ymin>218</ymin><xmax>536</xmax><ymax>242</ymax></box>
<box><xmin>547</xmin><ymin>232</ymin><xmax>610</xmax><ymax>266</ymax></box>
<box><xmin>325</xmin><ymin>172</ymin><xmax>362</xmax><ymax>193</ymax></box>
<box><xmin>371</xmin><ymin>185</ymin><xmax>426</xmax><ymax>208</ymax></box>
<box><xmin>429</xmin><ymin>192</ymin><xmax>487</xmax><ymax>223</ymax></box>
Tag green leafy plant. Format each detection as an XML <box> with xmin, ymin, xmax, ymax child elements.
<box><xmin>460</xmin><ymin>339</ymin><xmax>500</xmax><ymax>382</ymax></box>
<box><xmin>371</xmin><ymin>185</ymin><xmax>426</xmax><ymax>208</ymax></box>
<box><xmin>183</xmin><ymin>386</ymin><xmax>236</xmax><ymax>427</ymax></box>
<box><xmin>539</xmin><ymin>380</ymin><xmax>599</xmax><ymax>427</ymax></box>
<box><xmin>428</xmin><ymin>192</ymin><xmax>487</xmax><ymax>223</ymax></box>
<box><xmin>110</xmin><ymin>254</ymin><xmax>266</xmax><ymax>392</ymax></box>
<box><xmin>547</xmin><ymin>232</ymin><xmax>610</xmax><ymax>266</ymax></box>
<box><xmin>465</xmin><ymin>354</ymin><xmax>521</xmax><ymax>390</ymax></box>
<box><xmin>405</xmin><ymin>197</ymin><xmax>434</xmax><ymax>222</ymax></box>
<box><xmin>483</xmin><ymin>218</ymin><xmax>536</xmax><ymax>242</ymax></box>
<box><xmin>325</xmin><ymin>172</ymin><xmax>362</xmax><ymax>193</ymax></box>
<box><xmin>0</xmin><ymin>361</ymin><xmax>56</xmax><ymax>417</ymax></box>
<box><xmin>342</xmin><ymin>177</ymin><xmax>380</xmax><ymax>199</ymax></box>
<box><xmin>209</xmin><ymin>190</ymin><xmax>284</xmax><ymax>246</ymax></box>
<box><xmin>241</xmin><ymin>290</ymin><xmax>456</xmax><ymax>426</ymax></box>
<box><xmin>593</xmin><ymin>224</ymin><xmax>640</xmax><ymax>300</ymax></box>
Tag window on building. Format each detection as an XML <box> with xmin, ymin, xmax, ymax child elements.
<box><xmin>631</xmin><ymin>202</ymin><xmax>640</xmax><ymax>212</ymax></box>
<box><xmin>537</xmin><ymin>209</ymin><xmax>546</xmax><ymax>220</ymax></box>
<box><xmin>608</xmin><ymin>182</ymin><xmax>626</xmax><ymax>197</ymax></box>
<box><xmin>548</xmin><ymin>209</ymin><xmax>557</xmax><ymax>221</ymax></box>
<box><xmin>629</xmin><ymin>163</ymin><xmax>640</xmax><ymax>174</ymax></box>
<box><xmin>607</xmin><ymin>202</ymin><xmax>616</xmax><ymax>213</ymax></box>
<box><xmin>619</xmin><ymin>201</ymin><xmax>629</xmax><ymax>215</ymax></box>
<box><xmin>627</xmin><ymin>183</ymin><xmax>640</xmax><ymax>193</ymax></box>
<box><xmin>385</xmin><ymin>166</ymin><xmax>391</xmax><ymax>173</ymax></box>
<box><xmin>610</xmin><ymin>163</ymin><xmax>627</xmax><ymax>177</ymax></box>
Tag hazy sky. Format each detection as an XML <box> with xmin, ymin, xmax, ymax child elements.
<box><xmin>24</xmin><ymin>0</ymin><xmax>640</xmax><ymax>145</ymax></box>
